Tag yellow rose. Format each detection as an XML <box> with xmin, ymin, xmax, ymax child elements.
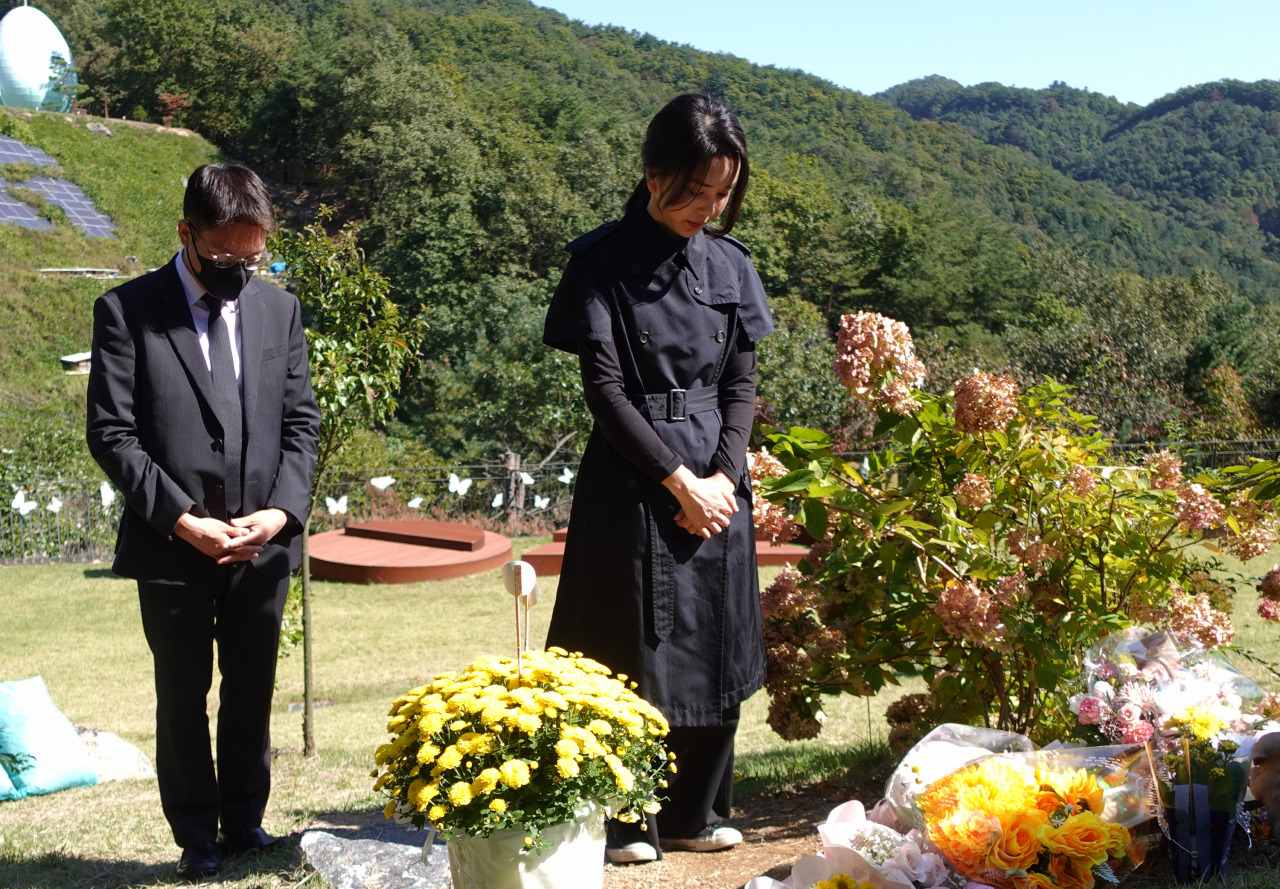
<box><xmin>987</xmin><ymin>807</ymin><xmax>1048</xmax><ymax>873</ymax></box>
<box><xmin>1106</xmin><ymin>822</ymin><xmax>1132</xmax><ymax>859</ymax></box>
<box><xmin>1047</xmin><ymin>853</ymin><xmax>1094</xmax><ymax>889</ymax></box>
<box><xmin>1012</xmin><ymin>873</ymin><xmax>1056</xmax><ymax>889</ymax></box>
<box><xmin>1040</xmin><ymin>811</ymin><xmax>1113</xmax><ymax>867</ymax></box>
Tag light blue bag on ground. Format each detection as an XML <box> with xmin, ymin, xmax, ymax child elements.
<box><xmin>0</xmin><ymin>755</ymin><xmax>19</xmax><ymax>801</ymax></box>
<box><xmin>0</xmin><ymin>675</ymin><xmax>98</xmax><ymax>798</ymax></box>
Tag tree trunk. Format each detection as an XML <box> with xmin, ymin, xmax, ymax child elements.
<box><xmin>302</xmin><ymin>521</ymin><xmax>316</xmax><ymax>758</ymax></box>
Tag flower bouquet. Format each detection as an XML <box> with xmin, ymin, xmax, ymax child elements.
<box><xmin>373</xmin><ymin>646</ymin><xmax>672</xmax><ymax>889</ymax></box>
<box><xmin>917</xmin><ymin>753</ymin><xmax>1149</xmax><ymax>889</ymax></box>
<box><xmin>1159</xmin><ymin>706</ymin><xmax>1250</xmax><ymax>883</ymax></box>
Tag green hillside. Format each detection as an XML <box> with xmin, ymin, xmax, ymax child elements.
<box><xmin>878</xmin><ymin>76</ymin><xmax>1280</xmax><ymax>303</ymax></box>
<box><xmin>5</xmin><ymin>0</ymin><xmax>1280</xmax><ymax>465</ymax></box>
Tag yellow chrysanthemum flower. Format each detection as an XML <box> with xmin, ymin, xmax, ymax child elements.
<box><xmin>436</xmin><ymin>745</ymin><xmax>463</xmax><ymax>770</ymax></box>
<box><xmin>427</xmin><ymin>804</ymin><xmax>448</xmax><ymax>821</ymax></box>
<box><xmin>500</xmin><ymin>759</ymin><xmax>531</xmax><ymax>789</ymax></box>
<box><xmin>556</xmin><ymin>757</ymin><xmax>580</xmax><ymax>778</ymax></box>
<box><xmin>471</xmin><ymin>768</ymin><xmax>501</xmax><ymax>796</ymax></box>
<box><xmin>489</xmin><ymin>798</ymin><xmax>507</xmax><ymax>813</ymax></box>
<box><xmin>447</xmin><ymin>782</ymin><xmax>473</xmax><ymax>807</ymax></box>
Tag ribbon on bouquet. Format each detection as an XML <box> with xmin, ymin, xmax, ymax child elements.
<box><xmin>501</xmin><ymin>560</ymin><xmax>542</xmax><ymax>680</ymax></box>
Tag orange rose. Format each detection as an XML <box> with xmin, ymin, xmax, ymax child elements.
<box><xmin>1013</xmin><ymin>874</ymin><xmax>1056</xmax><ymax>889</ymax></box>
<box><xmin>1048</xmin><ymin>853</ymin><xmax>1096</xmax><ymax>889</ymax></box>
<box><xmin>1040</xmin><ymin>811</ymin><xmax>1112</xmax><ymax>867</ymax></box>
<box><xmin>929</xmin><ymin>812</ymin><xmax>1001</xmax><ymax>875</ymax></box>
<box><xmin>987</xmin><ymin>807</ymin><xmax>1049</xmax><ymax>873</ymax></box>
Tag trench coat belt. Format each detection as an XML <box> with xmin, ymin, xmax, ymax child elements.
<box><xmin>633</xmin><ymin>387</ymin><xmax>720</xmax><ymax>422</ymax></box>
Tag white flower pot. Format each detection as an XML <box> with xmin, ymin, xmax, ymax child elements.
<box><xmin>446</xmin><ymin>804</ymin><xmax>606</xmax><ymax>889</ymax></box>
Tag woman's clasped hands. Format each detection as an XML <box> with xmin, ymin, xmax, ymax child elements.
<box><xmin>663</xmin><ymin>465</ymin><xmax>739</xmax><ymax>538</ymax></box>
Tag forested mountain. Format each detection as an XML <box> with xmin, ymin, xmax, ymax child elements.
<box><xmin>878</xmin><ymin>76</ymin><xmax>1280</xmax><ymax>305</ymax></box>
<box><xmin>6</xmin><ymin>0</ymin><xmax>1280</xmax><ymax>465</ymax></box>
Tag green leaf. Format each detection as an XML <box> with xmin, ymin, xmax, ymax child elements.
<box><xmin>798</xmin><ymin>501</ymin><xmax>828</xmax><ymax>540</ymax></box>
<box><xmin>762</xmin><ymin>469</ymin><xmax>816</xmax><ymax>494</ymax></box>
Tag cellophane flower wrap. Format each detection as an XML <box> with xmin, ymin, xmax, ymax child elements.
<box><xmin>900</xmin><ymin>727</ymin><xmax>1155</xmax><ymax>889</ymax></box>
<box><xmin>373</xmin><ymin>648</ymin><xmax>671</xmax><ymax>849</ymax></box>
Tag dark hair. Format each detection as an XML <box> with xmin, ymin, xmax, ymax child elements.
<box><xmin>624</xmin><ymin>93</ymin><xmax>749</xmax><ymax>236</ymax></box>
<box><xmin>183</xmin><ymin>163</ymin><xmax>276</xmax><ymax>233</ymax></box>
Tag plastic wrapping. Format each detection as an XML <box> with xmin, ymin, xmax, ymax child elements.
<box><xmin>445</xmin><ymin>804</ymin><xmax>606</xmax><ymax>889</ymax></box>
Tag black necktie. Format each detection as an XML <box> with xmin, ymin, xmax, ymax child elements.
<box><xmin>202</xmin><ymin>295</ymin><xmax>243</xmax><ymax>518</ymax></box>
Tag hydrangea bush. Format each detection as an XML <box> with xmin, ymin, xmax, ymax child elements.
<box><xmin>757</xmin><ymin>311</ymin><xmax>1280</xmax><ymax>743</ymax></box>
<box><xmin>373</xmin><ymin>648</ymin><xmax>672</xmax><ymax>849</ymax></box>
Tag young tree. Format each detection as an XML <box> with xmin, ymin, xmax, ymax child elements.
<box><xmin>269</xmin><ymin>208</ymin><xmax>424</xmax><ymax>756</ymax></box>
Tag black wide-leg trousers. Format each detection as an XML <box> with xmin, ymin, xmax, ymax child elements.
<box><xmin>138</xmin><ymin>564</ymin><xmax>289</xmax><ymax>849</ymax></box>
<box><xmin>608</xmin><ymin>705</ymin><xmax>740</xmax><ymax>853</ymax></box>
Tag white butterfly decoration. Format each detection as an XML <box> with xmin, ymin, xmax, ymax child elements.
<box><xmin>370</xmin><ymin>476</ymin><xmax>396</xmax><ymax>491</ymax></box>
<box><xmin>10</xmin><ymin>490</ymin><xmax>37</xmax><ymax>516</ymax></box>
<box><xmin>533</xmin><ymin>495</ymin><xmax>550</xmax><ymax>510</ymax></box>
<box><xmin>558</xmin><ymin>468</ymin><xmax>574</xmax><ymax>484</ymax></box>
<box><xmin>448</xmin><ymin>474</ymin><xmax>472</xmax><ymax>496</ymax></box>
<box><xmin>46</xmin><ymin>496</ymin><xmax>62</xmax><ymax>514</ymax></box>
<box><xmin>99</xmin><ymin>482</ymin><xmax>116</xmax><ymax>508</ymax></box>
<box><xmin>407</xmin><ymin>496</ymin><xmax>423</xmax><ymax>509</ymax></box>
<box><xmin>520</xmin><ymin>472</ymin><xmax>535</xmax><ymax>485</ymax></box>
<box><xmin>325</xmin><ymin>495</ymin><xmax>348</xmax><ymax>515</ymax></box>
<box><xmin>492</xmin><ymin>492</ymin><xmax>504</xmax><ymax>508</ymax></box>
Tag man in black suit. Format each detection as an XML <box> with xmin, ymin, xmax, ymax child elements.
<box><xmin>87</xmin><ymin>164</ymin><xmax>320</xmax><ymax>879</ymax></box>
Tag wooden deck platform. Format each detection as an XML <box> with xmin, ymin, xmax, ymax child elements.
<box><xmin>308</xmin><ymin>521</ymin><xmax>512</xmax><ymax>584</ymax></box>
<box><xmin>521</xmin><ymin>529</ymin><xmax>810</xmax><ymax>576</ymax></box>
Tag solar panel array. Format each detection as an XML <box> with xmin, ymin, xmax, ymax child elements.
<box><xmin>0</xmin><ymin>135</ymin><xmax>116</xmax><ymax>238</ymax></box>
<box><xmin>0</xmin><ymin>187</ymin><xmax>52</xmax><ymax>231</ymax></box>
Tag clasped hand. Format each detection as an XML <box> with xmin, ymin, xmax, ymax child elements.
<box><xmin>173</xmin><ymin>508</ymin><xmax>289</xmax><ymax>564</ymax></box>
<box><xmin>663</xmin><ymin>466</ymin><xmax>738</xmax><ymax>538</ymax></box>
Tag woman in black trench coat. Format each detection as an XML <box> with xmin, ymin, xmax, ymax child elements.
<box><xmin>542</xmin><ymin>94</ymin><xmax>773</xmax><ymax>864</ymax></box>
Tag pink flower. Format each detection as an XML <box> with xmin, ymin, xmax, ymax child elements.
<box><xmin>1077</xmin><ymin>697</ymin><xmax>1106</xmax><ymax>725</ymax></box>
<box><xmin>1224</xmin><ymin>494</ymin><xmax>1278</xmax><ymax>560</ymax></box>
<box><xmin>1095</xmin><ymin>661</ymin><xmax>1119</xmax><ymax>680</ymax></box>
<box><xmin>834</xmin><ymin>312</ymin><xmax>926</xmax><ymax>415</ymax></box>
<box><xmin>1065</xmin><ymin>464</ymin><xmax>1097</xmax><ymax>496</ymax></box>
<box><xmin>1116</xmin><ymin>702</ymin><xmax>1143</xmax><ymax>725</ymax></box>
<box><xmin>994</xmin><ymin>572</ymin><xmax>1029</xmax><ymax>606</ymax></box>
<box><xmin>1169</xmin><ymin>591</ymin><xmax>1236</xmax><ymax>648</ymax></box>
<box><xmin>1259</xmin><ymin>599</ymin><xmax>1280</xmax><ymax>623</ymax></box>
<box><xmin>1173</xmin><ymin>483</ymin><xmax>1225</xmax><ymax>531</ymax></box>
<box><xmin>1120</xmin><ymin>720</ymin><xmax>1155</xmax><ymax>745</ymax></box>
<box><xmin>1144</xmin><ymin>450</ymin><xmax>1182</xmax><ymax>490</ymax></box>
<box><xmin>953</xmin><ymin>372</ymin><xmax>1019</xmax><ymax>434</ymax></box>
<box><xmin>954</xmin><ymin>473</ymin><xmax>993</xmax><ymax>510</ymax></box>
<box><xmin>750</xmin><ymin>450</ymin><xmax>798</xmax><ymax>544</ymax></box>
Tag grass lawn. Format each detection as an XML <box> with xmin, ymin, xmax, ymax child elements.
<box><xmin>2</xmin><ymin>539</ymin><xmax>1279</xmax><ymax>887</ymax></box>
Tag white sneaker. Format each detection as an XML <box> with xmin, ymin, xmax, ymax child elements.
<box><xmin>606</xmin><ymin>841</ymin><xmax>658</xmax><ymax>864</ymax></box>
<box><xmin>660</xmin><ymin>825</ymin><xmax>743</xmax><ymax>852</ymax></box>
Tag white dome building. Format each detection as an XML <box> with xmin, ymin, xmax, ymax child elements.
<box><xmin>0</xmin><ymin>2</ymin><xmax>73</xmax><ymax>112</ymax></box>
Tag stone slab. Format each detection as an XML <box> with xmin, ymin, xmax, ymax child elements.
<box><xmin>300</xmin><ymin>819</ymin><xmax>451</xmax><ymax>889</ymax></box>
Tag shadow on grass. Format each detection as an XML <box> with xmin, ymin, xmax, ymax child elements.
<box><xmin>0</xmin><ymin>839</ymin><xmax>302</xmax><ymax>889</ymax></box>
<box><xmin>735</xmin><ymin>738</ymin><xmax>894</xmax><ymax>798</ymax></box>
<box><xmin>81</xmin><ymin>568</ymin><xmax>118</xmax><ymax>580</ymax></box>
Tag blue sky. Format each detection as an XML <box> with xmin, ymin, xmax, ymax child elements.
<box><xmin>538</xmin><ymin>1</ymin><xmax>1280</xmax><ymax>106</ymax></box>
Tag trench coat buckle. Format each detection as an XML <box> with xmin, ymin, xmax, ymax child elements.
<box><xmin>667</xmin><ymin>388</ymin><xmax>687</xmax><ymax>421</ymax></box>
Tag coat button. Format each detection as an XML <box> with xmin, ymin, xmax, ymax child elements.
<box><xmin>694</xmin><ymin>285</ymin><xmax>703</xmax><ymax>295</ymax></box>
<box><xmin>211</xmin><ymin>439</ymin><xmax>222</xmax><ymax>452</ymax></box>
<box><xmin>716</xmin><ymin>330</ymin><xmax>725</xmax><ymax>343</ymax></box>
<box><xmin>631</xmin><ymin>263</ymin><xmax>641</xmax><ymax>275</ymax></box>
<box><xmin>639</xmin><ymin>332</ymin><xmax>650</xmax><ymax>344</ymax></box>
<box><xmin>627</xmin><ymin>479</ymin><xmax>637</xmax><ymax>490</ymax></box>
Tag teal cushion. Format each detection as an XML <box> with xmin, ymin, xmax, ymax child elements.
<box><xmin>0</xmin><ymin>676</ymin><xmax>98</xmax><ymax>798</ymax></box>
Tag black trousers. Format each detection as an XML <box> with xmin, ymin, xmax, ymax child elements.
<box><xmin>138</xmin><ymin>564</ymin><xmax>289</xmax><ymax>849</ymax></box>
<box><xmin>608</xmin><ymin>705</ymin><xmax>739</xmax><ymax>851</ymax></box>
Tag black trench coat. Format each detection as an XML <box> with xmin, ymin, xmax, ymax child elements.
<box><xmin>542</xmin><ymin>205</ymin><xmax>774</xmax><ymax>728</ymax></box>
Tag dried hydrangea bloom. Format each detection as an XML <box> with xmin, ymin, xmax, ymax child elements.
<box><xmin>933</xmin><ymin>578</ymin><xmax>1005</xmax><ymax>646</ymax></box>
<box><xmin>994</xmin><ymin>572</ymin><xmax>1029</xmax><ymax>607</ymax></box>
<box><xmin>954</xmin><ymin>472</ymin><xmax>993</xmax><ymax>510</ymax></box>
<box><xmin>1065</xmin><ymin>464</ymin><xmax>1097</xmax><ymax>496</ymax></box>
<box><xmin>1172</xmin><ymin>482</ymin><xmax>1225</xmax><ymax>531</ymax></box>
<box><xmin>1261</xmin><ymin>567</ymin><xmax>1280</xmax><ymax>600</ymax></box>
<box><xmin>952</xmin><ymin>371</ymin><xmax>1019</xmax><ymax>434</ymax></box>
<box><xmin>1223</xmin><ymin>493</ymin><xmax>1278</xmax><ymax>560</ymax></box>
<box><xmin>1143</xmin><ymin>450</ymin><xmax>1182</xmax><ymax>490</ymax></box>
<box><xmin>1023</xmin><ymin>539</ymin><xmax>1063</xmax><ymax>575</ymax></box>
<box><xmin>1128</xmin><ymin>594</ymin><xmax>1171</xmax><ymax>625</ymax></box>
<box><xmin>749</xmin><ymin>449</ymin><xmax>797</xmax><ymax>544</ymax></box>
<box><xmin>833</xmin><ymin>312</ymin><xmax>926</xmax><ymax>414</ymax></box>
<box><xmin>1169</xmin><ymin>590</ymin><xmax>1235</xmax><ymax>648</ymax></box>
<box><xmin>767</xmin><ymin>696</ymin><xmax>821</xmax><ymax>741</ymax></box>
<box><xmin>1258</xmin><ymin>599</ymin><xmax>1280</xmax><ymax>622</ymax></box>
<box><xmin>1261</xmin><ymin>692</ymin><xmax>1280</xmax><ymax>720</ymax></box>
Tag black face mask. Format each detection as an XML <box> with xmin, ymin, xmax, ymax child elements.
<box><xmin>193</xmin><ymin>257</ymin><xmax>254</xmax><ymax>301</ymax></box>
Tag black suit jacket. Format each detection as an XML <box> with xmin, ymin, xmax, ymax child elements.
<box><xmin>86</xmin><ymin>258</ymin><xmax>320</xmax><ymax>581</ymax></box>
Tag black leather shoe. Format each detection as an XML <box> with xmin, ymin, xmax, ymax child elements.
<box><xmin>216</xmin><ymin>826</ymin><xmax>283</xmax><ymax>858</ymax></box>
<box><xmin>176</xmin><ymin>843</ymin><xmax>221</xmax><ymax>880</ymax></box>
